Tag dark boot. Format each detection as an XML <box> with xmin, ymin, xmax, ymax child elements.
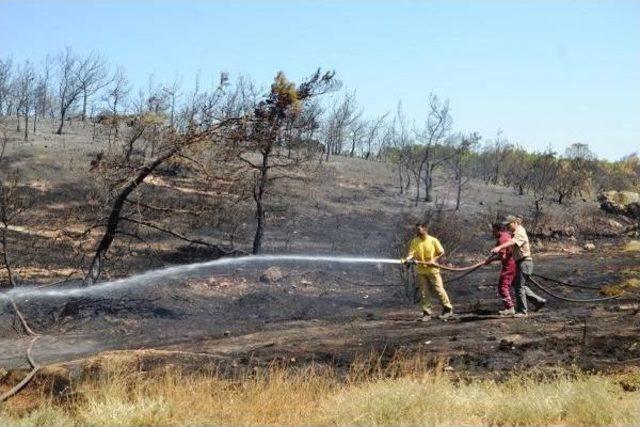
<box><xmin>438</xmin><ymin>307</ymin><xmax>453</xmax><ymax>320</ymax></box>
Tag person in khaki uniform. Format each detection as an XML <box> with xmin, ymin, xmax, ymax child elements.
<box><xmin>402</xmin><ymin>223</ymin><xmax>453</xmax><ymax>321</ymax></box>
<box><xmin>491</xmin><ymin>215</ymin><xmax>546</xmax><ymax>317</ymax></box>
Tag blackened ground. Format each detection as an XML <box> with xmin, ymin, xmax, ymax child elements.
<box><xmin>1</xmin><ymin>248</ymin><xmax>638</xmax><ymax>380</ymax></box>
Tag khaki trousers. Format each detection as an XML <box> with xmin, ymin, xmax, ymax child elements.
<box><xmin>416</xmin><ymin>271</ymin><xmax>452</xmax><ymax>314</ymax></box>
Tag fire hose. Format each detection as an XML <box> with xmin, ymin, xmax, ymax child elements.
<box><xmin>404</xmin><ymin>255</ymin><xmax>627</xmax><ymax>302</ymax></box>
<box><xmin>404</xmin><ymin>254</ymin><xmax>499</xmax><ymax>284</ymax></box>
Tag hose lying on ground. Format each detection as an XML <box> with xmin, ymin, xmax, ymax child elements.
<box><xmin>531</xmin><ymin>273</ymin><xmax>601</xmax><ymax>290</ymax></box>
<box><xmin>526</xmin><ymin>274</ymin><xmax>624</xmax><ymax>303</ymax></box>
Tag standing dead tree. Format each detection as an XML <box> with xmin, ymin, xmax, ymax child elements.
<box><xmin>449</xmin><ymin>132</ymin><xmax>480</xmax><ymax>210</ymax></box>
<box><xmin>0</xmin><ymin>131</ymin><xmax>14</xmax><ymax>288</ymax></box>
<box><xmin>385</xmin><ymin>102</ymin><xmax>413</xmax><ymax>195</ymax></box>
<box><xmin>0</xmin><ymin>58</ymin><xmax>13</xmax><ymax>116</ymax></box>
<box><xmin>348</xmin><ymin>117</ymin><xmax>366</xmax><ymax>158</ymax></box>
<box><xmin>323</xmin><ymin>90</ymin><xmax>359</xmax><ymax>161</ymax></box>
<box><xmin>552</xmin><ymin>143</ymin><xmax>595</xmax><ymax>204</ymax></box>
<box><xmin>102</xmin><ymin>67</ymin><xmax>130</xmax><ymax>147</ymax></box>
<box><xmin>163</xmin><ymin>76</ymin><xmax>182</xmax><ymax>128</ymax></box>
<box><xmin>77</xmin><ymin>51</ymin><xmax>109</xmax><ymax>122</ymax></box>
<box><xmin>526</xmin><ymin>149</ymin><xmax>559</xmax><ymax>228</ymax></box>
<box><xmin>83</xmin><ymin>118</ymin><xmax>240</xmax><ymax>285</ymax></box>
<box><xmin>55</xmin><ymin>47</ymin><xmax>83</xmax><ymax>134</ymax></box>
<box><xmin>0</xmin><ymin>132</ymin><xmax>34</xmax><ymax>288</ymax></box>
<box><xmin>415</xmin><ymin>93</ymin><xmax>452</xmax><ymax>204</ymax></box>
<box><xmin>236</xmin><ymin>70</ymin><xmax>338</xmax><ymax>254</ymax></box>
<box><xmin>362</xmin><ymin>113</ymin><xmax>388</xmax><ymax>160</ymax></box>
<box><xmin>14</xmin><ymin>61</ymin><xmax>36</xmax><ymax>141</ymax></box>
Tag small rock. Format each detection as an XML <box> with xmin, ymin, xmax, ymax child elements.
<box><xmin>616</xmin><ymin>304</ymin><xmax>640</xmax><ymax>311</ymax></box>
<box><xmin>584</xmin><ymin>242</ymin><xmax>596</xmax><ymax>251</ymax></box>
<box><xmin>260</xmin><ymin>267</ymin><xmax>284</xmax><ymax>283</ymax></box>
<box><xmin>444</xmin><ymin>366</ymin><xmax>454</xmax><ymax>372</ymax></box>
<box><xmin>300</xmin><ymin>279</ymin><xmax>312</xmax><ymax>286</ymax></box>
<box><xmin>424</xmin><ymin>340</ymin><xmax>432</xmax><ymax>345</ymax></box>
<box><xmin>223</xmin><ymin>330</ymin><xmax>230</xmax><ymax>337</ymax></box>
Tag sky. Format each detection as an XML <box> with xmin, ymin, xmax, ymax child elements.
<box><xmin>0</xmin><ymin>0</ymin><xmax>638</xmax><ymax>160</ymax></box>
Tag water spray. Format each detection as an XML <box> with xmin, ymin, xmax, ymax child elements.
<box><xmin>0</xmin><ymin>255</ymin><xmax>402</xmax><ymax>301</ymax></box>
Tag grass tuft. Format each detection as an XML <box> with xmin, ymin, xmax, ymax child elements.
<box><xmin>623</xmin><ymin>240</ymin><xmax>640</xmax><ymax>252</ymax></box>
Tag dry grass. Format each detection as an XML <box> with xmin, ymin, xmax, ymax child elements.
<box><xmin>601</xmin><ymin>266</ymin><xmax>640</xmax><ymax>296</ymax></box>
<box><xmin>623</xmin><ymin>240</ymin><xmax>640</xmax><ymax>252</ymax></box>
<box><xmin>1</xmin><ymin>354</ymin><xmax>639</xmax><ymax>426</ymax></box>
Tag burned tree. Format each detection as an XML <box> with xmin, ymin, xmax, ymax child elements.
<box><xmin>102</xmin><ymin>67</ymin><xmax>130</xmax><ymax>146</ymax></box>
<box><xmin>552</xmin><ymin>143</ymin><xmax>595</xmax><ymax>204</ymax></box>
<box><xmin>450</xmin><ymin>132</ymin><xmax>480</xmax><ymax>210</ymax></box>
<box><xmin>14</xmin><ymin>61</ymin><xmax>36</xmax><ymax>141</ymax></box>
<box><xmin>0</xmin><ymin>131</ymin><xmax>34</xmax><ymax>288</ymax></box>
<box><xmin>237</xmin><ymin>70</ymin><xmax>337</xmax><ymax>254</ymax></box>
<box><xmin>322</xmin><ymin>90</ymin><xmax>359</xmax><ymax>161</ymax></box>
<box><xmin>55</xmin><ymin>47</ymin><xmax>83</xmax><ymax>134</ymax></box>
<box><xmin>386</xmin><ymin>101</ymin><xmax>413</xmax><ymax>195</ymax></box>
<box><xmin>83</xmin><ymin>119</ymin><xmax>239</xmax><ymax>285</ymax></box>
<box><xmin>415</xmin><ymin>94</ymin><xmax>453</xmax><ymax>203</ymax></box>
<box><xmin>526</xmin><ymin>149</ymin><xmax>559</xmax><ymax>227</ymax></box>
<box><xmin>0</xmin><ymin>58</ymin><xmax>13</xmax><ymax>116</ymax></box>
<box><xmin>77</xmin><ymin>51</ymin><xmax>109</xmax><ymax>122</ymax></box>
<box><xmin>163</xmin><ymin>76</ymin><xmax>182</xmax><ymax>128</ymax></box>
<box><xmin>362</xmin><ymin>113</ymin><xmax>388</xmax><ymax>160</ymax></box>
<box><xmin>83</xmin><ymin>72</ymin><xmax>247</xmax><ymax>285</ymax></box>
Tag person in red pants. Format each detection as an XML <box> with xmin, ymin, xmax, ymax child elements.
<box><xmin>490</xmin><ymin>223</ymin><xmax>516</xmax><ymax>315</ymax></box>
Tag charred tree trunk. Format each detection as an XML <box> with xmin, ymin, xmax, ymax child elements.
<box><xmin>84</xmin><ymin>147</ymin><xmax>180</xmax><ymax>285</ymax></box>
<box><xmin>252</xmin><ymin>146</ymin><xmax>271</xmax><ymax>255</ymax></box>
<box><xmin>415</xmin><ymin>166</ymin><xmax>423</xmax><ymax>206</ymax></box>
<box><xmin>397</xmin><ymin>164</ymin><xmax>404</xmax><ymax>195</ymax></box>
<box><xmin>0</xmin><ymin>203</ymin><xmax>14</xmax><ymax>288</ymax></box>
<box><xmin>0</xmin><ymin>229</ymin><xmax>14</xmax><ymax>288</ymax></box>
<box><xmin>81</xmin><ymin>91</ymin><xmax>88</xmax><ymax>122</ymax></box>
<box><xmin>23</xmin><ymin>111</ymin><xmax>29</xmax><ymax>141</ymax></box>
<box><xmin>57</xmin><ymin>107</ymin><xmax>66</xmax><ymax>135</ymax></box>
<box><xmin>423</xmin><ymin>166</ymin><xmax>434</xmax><ymax>202</ymax></box>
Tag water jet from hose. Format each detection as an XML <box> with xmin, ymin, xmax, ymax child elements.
<box><xmin>0</xmin><ymin>255</ymin><xmax>402</xmax><ymax>301</ymax></box>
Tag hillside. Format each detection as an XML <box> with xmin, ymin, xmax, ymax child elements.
<box><xmin>1</xmin><ymin>118</ymin><xmax>639</xmax><ymax>415</ymax></box>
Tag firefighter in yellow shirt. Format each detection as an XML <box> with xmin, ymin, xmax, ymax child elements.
<box><xmin>402</xmin><ymin>223</ymin><xmax>453</xmax><ymax>321</ymax></box>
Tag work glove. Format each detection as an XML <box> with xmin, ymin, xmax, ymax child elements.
<box><xmin>401</xmin><ymin>258</ymin><xmax>416</xmax><ymax>266</ymax></box>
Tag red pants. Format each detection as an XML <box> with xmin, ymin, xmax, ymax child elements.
<box><xmin>498</xmin><ymin>261</ymin><xmax>516</xmax><ymax>309</ymax></box>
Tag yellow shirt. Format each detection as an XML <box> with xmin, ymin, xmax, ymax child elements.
<box><xmin>407</xmin><ymin>235</ymin><xmax>444</xmax><ymax>274</ymax></box>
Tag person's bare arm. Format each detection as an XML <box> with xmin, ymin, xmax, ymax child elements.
<box><xmin>491</xmin><ymin>239</ymin><xmax>515</xmax><ymax>253</ymax></box>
